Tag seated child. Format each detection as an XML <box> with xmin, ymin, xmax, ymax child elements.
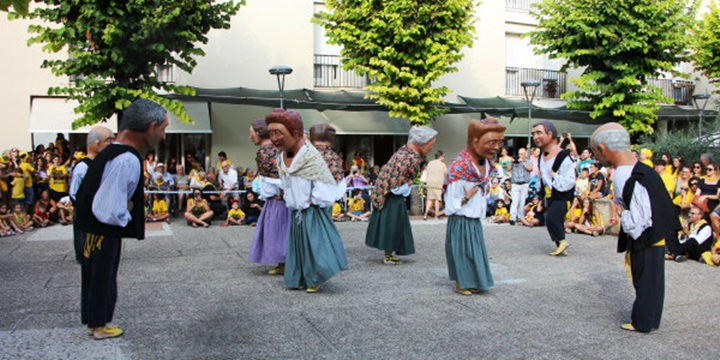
<box><xmin>56</xmin><ymin>196</ymin><xmax>74</xmax><ymax>224</ymax></box>
<box><xmin>10</xmin><ymin>202</ymin><xmax>33</xmax><ymax>232</ymax></box>
<box><xmin>346</xmin><ymin>189</ymin><xmax>371</xmax><ymax>221</ymax></box>
<box><xmin>701</xmin><ymin>237</ymin><xmax>720</xmax><ymax>266</ymax></box>
<box><xmin>490</xmin><ymin>199</ymin><xmax>510</xmax><ymax>224</ymax></box>
<box><xmin>564</xmin><ymin>196</ymin><xmax>583</xmax><ymax>233</ymax></box>
<box><xmin>0</xmin><ymin>204</ymin><xmax>14</xmax><ymax>236</ymax></box>
<box><xmin>332</xmin><ymin>201</ymin><xmax>346</xmax><ymax>222</ymax></box>
<box><xmin>222</xmin><ymin>201</ymin><xmax>246</xmax><ymax>227</ymax></box>
<box><xmin>568</xmin><ymin>197</ymin><xmax>604</xmax><ymax>236</ymax></box>
<box><xmin>520</xmin><ymin>196</ymin><xmax>545</xmax><ymax>227</ymax></box>
<box><xmin>575</xmin><ymin>168</ymin><xmax>589</xmax><ymax>197</ymax></box>
<box><xmin>147</xmin><ymin>193</ymin><xmax>170</xmax><ymax>223</ymax></box>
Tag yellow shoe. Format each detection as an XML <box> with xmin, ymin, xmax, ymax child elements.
<box><xmin>454</xmin><ymin>283</ymin><xmax>472</xmax><ymax>296</ymax></box>
<box><xmin>268</xmin><ymin>264</ymin><xmax>285</xmax><ymax>275</ymax></box>
<box><xmin>306</xmin><ymin>286</ymin><xmax>321</xmax><ymax>293</ymax></box>
<box><xmin>93</xmin><ymin>325</ymin><xmax>123</xmax><ymax>340</ymax></box>
<box><xmin>550</xmin><ymin>241</ymin><xmax>570</xmax><ymax>256</ymax></box>
<box><xmin>89</xmin><ymin>325</ymin><xmax>119</xmax><ymax>336</ymax></box>
<box><xmin>620</xmin><ymin>323</ymin><xmax>636</xmax><ymax>331</ymax></box>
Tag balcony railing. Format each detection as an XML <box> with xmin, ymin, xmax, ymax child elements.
<box><xmin>647</xmin><ymin>78</ymin><xmax>694</xmax><ymax>105</ymax></box>
<box><xmin>314</xmin><ymin>54</ymin><xmax>367</xmax><ymax>89</ymax></box>
<box><xmin>506</xmin><ymin>67</ymin><xmax>566</xmax><ymax>98</ymax></box>
<box><xmin>506</xmin><ymin>0</ymin><xmax>541</xmax><ymax>11</ymax></box>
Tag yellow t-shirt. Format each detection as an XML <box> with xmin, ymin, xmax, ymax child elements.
<box><xmin>673</xmin><ymin>188</ymin><xmax>695</xmax><ymax>205</ymax></box>
<box><xmin>348</xmin><ymin>198</ymin><xmax>365</xmax><ymax>212</ymax></box>
<box><xmin>228</xmin><ymin>208</ymin><xmax>245</xmax><ymax>220</ymax></box>
<box><xmin>152</xmin><ymin>199</ymin><xmax>169</xmax><ymax>216</ymax></box>
<box><xmin>660</xmin><ymin>172</ymin><xmax>675</xmax><ymax>197</ymax></box>
<box><xmin>566</xmin><ymin>207</ymin><xmax>582</xmax><ymax>222</ymax></box>
<box><xmin>494</xmin><ymin>207</ymin><xmax>509</xmax><ymax>220</ymax></box>
<box><xmin>11</xmin><ymin>177</ymin><xmax>24</xmax><ymax>199</ymax></box>
<box><xmin>19</xmin><ymin>162</ymin><xmax>35</xmax><ymax>187</ymax></box>
<box><xmin>332</xmin><ymin>203</ymin><xmax>342</xmax><ymax>217</ymax></box>
<box><xmin>585</xmin><ymin>210</ymin><xmax>604</xmax><ymax>227</ymax></box>
<box><xmin>48</xmin><ymin>165</ymin><xmax>68</xmax><ymax>193</ymax></box>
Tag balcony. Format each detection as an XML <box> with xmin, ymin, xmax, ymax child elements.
<box><xmin>647</xmin><ymin>78</ymin><xmax>694</xmax><ymax>105</ymax></box>
<box><xmin>506</xmin><ymin>0</ymin><xmax>541</xmax><ymax>12</ymax></box>
<box><xmin>505</xmin><ymin>67</ymin><xmax>566</xmax><ymax>98</ymax></box>
<box><xmin>314</xmin><ymin>54</ymin><xmax>368</xmax><ymax>89</ymax></box>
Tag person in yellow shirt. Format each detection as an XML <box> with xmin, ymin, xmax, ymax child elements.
<box><xmin>48</xmin><ymin>155</ymin><xmax>69</xmax><ymax>202</ymax></box>
<box><xmin>655</xmin><ymin>160</ymin><xmax>676</xmax><ymax>197</ymax></box>
<box><xmin>674</xmin><ymin>177</ymin><xmax>699</xmax><ymax>213</ymax></box>
<box><xmin>331</xmin><ymin>201</ymin><xmax>346</xmax><ymax>222</ymax></box>
<box><xmin>490</xmin><ymin>199</ymin><xmax>510</xmax><ymax>224</ymax></box>
<box><xmin>346</xmin><ymin>189</ymin><xmax>371</xmax><ymax>221</ymax></box>
<box><xmin>146</xmin><ymin>194</ymin><xmax>170</xmax><ymax>223</ymax></box>
<box><xmin>564</xmin><ymin>196</ymin><xmax>583</xmax><ymax>232</ymax></box>
<box><xmin>18</xmin><ymin>153</ymin><xmax>35</xmax><ymax>210</ymax></box>
<box><xmin>568</xmin><ymin>198</ymin><xmax>605</xmax><ymax>236</ymax></box>
<box><xmin>222</xmin><ymin>201</ymin><xmax>246</xmax><ymax>227</ymax></box>
<box><xmin>11</xmin><ymin>171</ymin><xmax>25</xmax><ymax>204</ymax></box>
<box><xmin>639</xmin><ymin>148</ymin><xmax>653</xmax><ymax>168</ymax></box>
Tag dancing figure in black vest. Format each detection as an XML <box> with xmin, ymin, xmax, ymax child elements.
<box><xmin>75</xmin><ymin>99</ymin><xmax>168</xmax><ymax>340</ymax></box>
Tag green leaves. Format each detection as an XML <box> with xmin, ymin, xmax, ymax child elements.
<box><xmin>690</xmin><ymin>1</ymin><xmax>720</xmax><ymax>94</ymax></box>
<box><xmin>21</xmin><ymin>0</ymin><xmax>243</xmax><ymax>129</ymax></box>
<box><xmin>528</xmin><ymin>0</ymin><xmax>697</xmax><ymax>134</ymax></box>
<box><xmin>315</xmin><ymin>0</ymin><xmax>478</xmax><ymax>125</ymax></box>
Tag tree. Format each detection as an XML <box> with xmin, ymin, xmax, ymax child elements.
<box><xmin>21</xmin><ymin>0</ymin><xmax>242</xmax><ymax>128</ymax></box>
<box><xmin>527</xmin><ymin>0</ymin><xmax>697</xmax><ymax>134</ymax></box>
<box><xmin>1</xmin><ymin>0</ymin><xmax>28</xmax><ymax>15</ymax></box>
<box><xmin>690</xmin><ymin>1</ymin><xmax>720</xmax><ymax>93</ymax></box>
<box><xmin>314</xmin><ymin>0</ymin><xmax>477</xmax><ymax>125</ymax></box>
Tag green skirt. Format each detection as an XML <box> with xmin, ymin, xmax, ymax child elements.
<box><xmin>365</xmin><ymin>194</ymin><xmax>415</xmax><ymax>255</ymax></box>
<box><xmin>285</xmin><ymin>206</ymin><xmax>348</xmax><ymax>288</ymax></box>
<box><xmin>446</xmin><ymin>215</ymin><xmax>493</xmax><ymax>291</ymax></box>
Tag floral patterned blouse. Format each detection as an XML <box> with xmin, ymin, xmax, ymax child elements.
<box><xmin>255</xmin><ymin>143</ymin><xmax>279</xmax><ymax>179</ymax></box>
<box><xmin>315</xmin><ymin>144</ymin><xmax>344</xmax><ymax>183</ymax></box>
<box><xmin>371</xmin><ymin>145</ymin><xmax>425</xmax><ymax>210</ymax></box>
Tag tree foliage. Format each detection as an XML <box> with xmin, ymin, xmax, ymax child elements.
<box><xmin>314</xmin><ymin>0</ymin><xmax>477</xmax><ymax>125</ymax></box>
<box><xmin>527</xmin><ymin>0</ymin><xmax>697</xmax><ymax>134</ymax></box>
<box><xmin>1</xmin><ymin>0</ymin><xmax>28</xmax><ymax>14</ymax></box>
<box><xmin>690</xmin><ymin>1</ymin><xmax>720</xmax><ymax>93</ymax></box>
<box><xmin>20</xmin><ymin>0</ymin><xmax>242</xmax><ymax>128</ymax></box>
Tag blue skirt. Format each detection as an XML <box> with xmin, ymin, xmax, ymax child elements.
<box><xmin>445</xmin><ymin>215</ymin><xmax>494</xmax><ymax>291</ymax></box>
<box><xmin>285</xmin><ymin>205</ymin><xmax>348</xmax><ymax>288</ymax></box>
<box><xmin>364</xmin><ymin>194</ymin><xmax>415</xmax><ymax>255</ymax></box>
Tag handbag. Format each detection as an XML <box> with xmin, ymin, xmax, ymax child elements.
<box><xmin>691</xmin><ymin>196</ymin><xmax>710</xmax><ymax>213</ymax></box>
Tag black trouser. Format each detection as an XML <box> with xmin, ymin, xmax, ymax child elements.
<box><xmin>545</xmin><ymin>197</ymin><xmax>568</xmax><ymax>245</ymax></box>
<box><xmin>73</xmin><ymin>223</ymin><xmax>84</xmax><ymax>262</ymax></box>
<box><xmin>666</xmin><ymin>237</ymin><xmax>712</xmax><ymax>260</ymax></box>
<box><xmin>630</xmin><ymin>246</ymin><xmax>665</xmax><ymax>332</ymax></box>
<box><xmin>81</xmin><ymin>233</ymin><xmax>122</xmax><ymax>328</ymax></box>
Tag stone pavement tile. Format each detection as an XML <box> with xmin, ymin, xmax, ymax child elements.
<box><xmin>118</xmin><ymin>312</ymin><xmax>331</xmax><ymax>359</ymax></box>
<box><xmin>0</xmin><ymin>328</ymin><xmax>121</xmax><ymax>360</ymax></box>
<box><xmin>0</xmin><ymin>239</ymin><xmax>72</xmax><ymax>263</ymax></box>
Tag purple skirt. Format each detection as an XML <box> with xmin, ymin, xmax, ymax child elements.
<box><xmin>247</xmin><ymin>197</ymin><xmax>292</xmax><ymax>264</ymax></box>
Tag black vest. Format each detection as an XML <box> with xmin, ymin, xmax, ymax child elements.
<box><xmin>74</xmin><ymin>144</ymin><xmax>145</xmax><ymax>240</ymax></box>
<box><xmin>617</xmin><ymin>162</ymin><xmax>680</xmax><ymax>253</ymax></box>
<box><xmin>538</xmin><ymin>149</ymin><xmax>574</xmax><ymax>201</ymax></box>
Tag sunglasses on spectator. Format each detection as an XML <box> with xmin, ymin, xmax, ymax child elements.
<box><xmin>694</xmin><ymin>165</ymin><xmax>702</xmax><ymax>168</ymax></box>
<box><xmin>690</xmin><ymin>182</ymin><xmax>698</xmax><ymax>186</ymax></box>
<box><xmin>707</xmin><ymin>168</ymin><xmax>715</xmax><ymax>171</ymax></box>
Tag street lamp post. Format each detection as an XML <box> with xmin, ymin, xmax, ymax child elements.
<box><xmin>693</xmin><ymin>93</ymin><xmax>710</xmax><ymax>136</ymax></box>
<box><xmin>522</xmin><ymin>80</ymin><xmax>541</xmax><ymax>149</ymax></box>
<box><xmin>269</xmin><ymin>66</ymin><xmax>293</xmax><ymax>109</ymax></box>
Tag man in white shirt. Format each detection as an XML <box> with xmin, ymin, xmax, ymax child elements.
<box><xmin>667</xmin><ymin>205</ymin><xmax>713</xmax><ymax>262</ymax></box>
<box><xmin>218</xmin><ymin>160</ymin><xmax>238</xmax><ymax>205</ymax></box>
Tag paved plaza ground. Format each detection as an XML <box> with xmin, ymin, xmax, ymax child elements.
<box><xmin>1</xmin><ymin>218</ymin><xmax>718</xmax><ymax>359</ymax></box>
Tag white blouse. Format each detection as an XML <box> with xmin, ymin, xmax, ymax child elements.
<box><xmin>444</xmin><ymin>159</ymin><xmax>490</xmax><ymax>219</ymax></box>
<box><xmin>279</xmin><ymin>145</ymin><xmax>342</xmax><ymax>210</ymax></box>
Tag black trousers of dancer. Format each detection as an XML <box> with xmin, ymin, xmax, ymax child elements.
<box><xmin>666</xmin><ymin>237</ymin><xmax>712</xmax><ymax>261</ymax></box>
<box><xmin>545</xmin><ymin>198</ymin><xmax>567</xmax><ymax>245</ymax></box>
<box><xmin>81</xmin><ymin>233</ymin><xmax>122</xmax><ymax>328</ymax></box>
<box><xmin>630</xmin><ymin>245</ymin><xmax>665</xmax><ymax>332</ymax></box>
<box><xmin>73</xmin><ymin>224</ymin><xmax>84</xmax><ymax>262</ymax></box>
